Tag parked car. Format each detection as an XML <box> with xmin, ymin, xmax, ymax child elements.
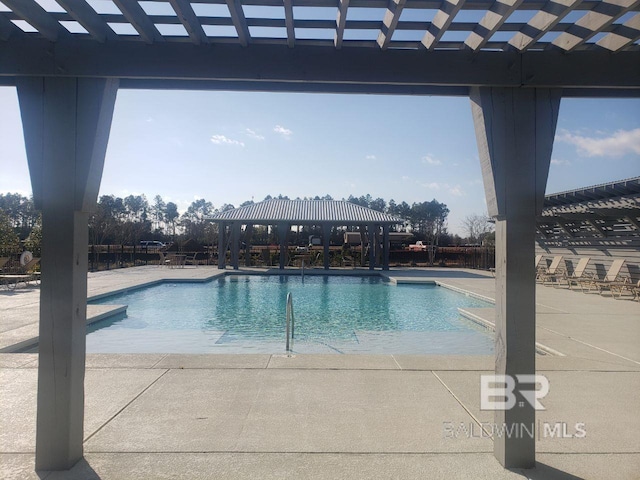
<box><xmin>295</xmin><ymin>245</ymin><xmax>309</xmax><ymax>253</ymax></box>
<box><xmin>140</xmin><ymin>241</ymin><xmax>166</xmax><ymax>248</ymax></box>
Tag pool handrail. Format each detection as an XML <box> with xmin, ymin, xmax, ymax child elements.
<box><xmin>286</xmin><ymin>292</ymin><xmax>295</xmax><ymax>355</ymax></box>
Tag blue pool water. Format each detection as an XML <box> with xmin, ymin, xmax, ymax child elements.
<box><xmin>87</xmin><ymin>275</ymin><xmax>494</xmax><ymax>354</ymax></box>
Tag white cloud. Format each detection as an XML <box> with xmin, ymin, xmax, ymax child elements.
<box><xmin>422</xmin><ymin>182</ymin><xmax>441</xmax><ymax>190</ymax></box>
<box><xmin>274</xmin><ymin>125</ymin><xmax>293</xmax><ymax>137</ymax></box>
<box><xmin>366</xmin><ymin>154</ymin><xmax>376</xmax><ymax>160</ymax></box>
<box><xmin>555</xmin><ymin>128</ymin><xmax>640</xmax><ymax>157</ymax></box>
<box><xmin>401</xmin><ymin>175</ymin><xmax>411</xmax><ymax>182</ymax></box>
<box><xmin>551</xmin><ymin>158</ymin><xmax>571</xmax><ymax>166</ymax></box>
<box><xmin>422</xmin><ymin>154</ymin><xmax>442</xmax><ymax>165</ymax></box>
<box><xmin>245</xmin><ymin>128</ymin><xmax>265</xmax><ymax>140</ymax></box>
<box><xmin>448</xmin><ymin>185</ymin><xmax>464</xmax><ymax>197</ymax></box>
<box><xmin>210</xmin><ymin>134</ymin><xmax>245</xmax><ymax>147</ymax></box>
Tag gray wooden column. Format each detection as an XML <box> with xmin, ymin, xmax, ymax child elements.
<box><xmin>359</xmin><ymin>225</ymin><xmax>367</xmax><ymax>266</ymax></box>
<box><xmin>244</xmin><ymin>224</ymin><xmax>253</xmax><ymax>267</ymax></box>
<box><xmin>17</xmin><ymin>76</ymin><xmax>119</xmax><ymax>471</ymax></box>
<box><xmin>218</xmin><ymin>222</ymin><xmax>227</xmax><ymax>269</ymax></box>
<box><xmin>278</xmin><ymin>222</ymin><xmax>288</xmax><ymax>269</ymax></box>
<box><xmin>470</xmin><ymin>87</ymin><xmax>560</xmax><ymax>469</ymax></box>
<box><xmin>230</xmin><ymin>222</ymin><xmax>241</xmax><ymax>270</ymax></box>
<box><xmin>382</xmin><ymin>225</ymin><xmax>390</xmax><ymax>270</ymax></box>
<box><xmin>322</xmin><ymin>223</ymin><xmax>331</xmax><ymax>270</ymax></box>
<box><xmin>367</xmin><ymin>224</ymin><xmax>375</xmax><ymax>270</ymax></box>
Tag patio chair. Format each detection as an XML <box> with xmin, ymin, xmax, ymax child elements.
<box><xmin>0</xmin><ymin>257</ymin><xmax>9</xmax><ymax>271</ymax></box>
<box><xmin>536</xmin><ymin>255</ymin><xmax>565</xmax><ymax>285</ymax></box>
<box><xmin>158</xmin><ymin>251</ymin><xmax>171</xmax><ymax>267</ymax></box>
<box><xmin>559</xmin><ymin>257</ymin><xmax>591</xmax><ymax>290</ymax></box>
<box><xmin>184</xmin><ymin>252</ymin><xmax>199</xmax><ymax>267</ymax></box>
<box><xmin>578</xmin><ymin>259</ymin><xmax>626</xmax><ymax>294</ymax></box>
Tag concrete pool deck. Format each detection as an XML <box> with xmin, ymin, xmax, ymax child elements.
<box><xmin>1</xmin><ymin>266</ymin><xmax>639</xmax><ymax>479</ymax></box>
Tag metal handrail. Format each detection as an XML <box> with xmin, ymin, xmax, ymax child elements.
<box><xmin>286</xmin><ymin>292</ymin><xmax>295</xmax><ymax>355</ymax></box>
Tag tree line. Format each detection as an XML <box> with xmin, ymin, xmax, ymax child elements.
<box><xmin>1</xmin><ymin>192</ymin><xmax>493</xmax><ymax>252</ymax></box>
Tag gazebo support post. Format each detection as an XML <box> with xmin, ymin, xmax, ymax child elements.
<box><xmin>244</xmin><ymin>224</ymin><xmax>253</xmax><ymax>267</ymax></box>
<box><xmin>218</xmin><ymin>222</ymin><xmax>227</xmax><ymax>269</ymax></box>
<box><xmin>471</xmin><ymin>87</ymin><xmax>560</xmax><ymax>469</ymax></box>
<box><xmin>17</xmin><ymin>76</ymin><xmax>118</xmax><ymax>471</ymax></box>
<box><xmin>230</xmin><ymin>222</ymin><xmax>241</xmax><ymax>270</ymax></box>
<box><xmin>368</xmin><ymin>224</ymin><xmax>375</xmax><ymax>270</ymax></box>
<box><xmin>323</xmin><ymin>223</ymin><xmax>331</xmax><ymax>270</ymax></box>
<box><xmin>278</xmin><ymin>222</ymin><xmax>288</xmax><ymax>269</ymax></box>
<box><xmin>382</xmin><ymin>225</ymin><xmax>390</xmax><ymax>270</ymax></box>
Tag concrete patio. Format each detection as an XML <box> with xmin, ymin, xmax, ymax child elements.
<box><xmin>1</xmin><ymin>266</ymin><xmax>638</xmax><ymax>479</ymax></box>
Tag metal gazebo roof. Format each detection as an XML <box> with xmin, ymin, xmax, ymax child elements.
<box><xmin>208</xmin><ymin>199</ymin><xmax>404</xmax><ymax>224</ymax></box>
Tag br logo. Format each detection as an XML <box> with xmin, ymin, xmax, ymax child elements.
<box><xmin>480</xmin><ymin>375</ymin><xmax>550</xmax><ymax>411</ymax></box>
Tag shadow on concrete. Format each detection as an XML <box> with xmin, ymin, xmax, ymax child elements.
<box><xmin>39</xmin><ymin>458</ymin><xmax>101</xmax><ymax>480</ymax></box>
<box><xmin>512</xmin><ymin>462</ymin><xmax>584</xmax><ymax>480</ymax></box>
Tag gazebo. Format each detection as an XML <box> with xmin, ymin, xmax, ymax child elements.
<box><xmin>0</xmin><ymin>0</ymin><xmax>638</xmax><ymax>472</ymax></box>
<box><xmin>208</xmin><ymin>199</ymin><xmax>404</xmax><ymax>270</ymax></box>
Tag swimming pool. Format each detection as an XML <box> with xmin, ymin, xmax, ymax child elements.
<box><xmin>87</xmin><ymin>275</ymin><xmax>494</xmax><ymax>354</ymax></box>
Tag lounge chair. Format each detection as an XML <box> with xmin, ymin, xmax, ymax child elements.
<box><xmin>559</xmin><ymin>257</ymin><xmax>591</xmax><ymax>290</ymax></box>
<box><xmin>610</xmin><ymin>278</ymin><xmax>640</xmax><ymax>301</ymax></box>
<box><xmin>536</xmin><ymin>255</ymin><xmax>565</xmax><ymax>285</ymax></box>
<box><xmin>0</xmin><ymin>256</ymin><xmax>41</xmax><ymax>289</ymax></box>
<box><xmin>578</xmin><ymin>259</ymin><xmax>626</xmax><ymax>294</ymax></box>
<box><xmin>0</xmin><ymin>257</ymin><xmax>9</xmax><ymax>271</ymax></box>
<box><xmin>534</xmin><ymin>255</ymin><xmax>543</xmax><ymax>270</ymax></box>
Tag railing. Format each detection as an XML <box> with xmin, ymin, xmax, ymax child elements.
<box><xmin>285</xmin><ymin>292</ymin><xmax>295</xmax><ymax>355</ymax></box>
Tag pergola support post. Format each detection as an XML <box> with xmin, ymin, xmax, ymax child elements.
<box><xmin>470</xmin><ymin>86</ymin><xmax>560</xmax><ymax>469</ymax></box>
<box><xmin>218</xmin><ymin>222</ymin><xmax>227</xmax><ymax>269</ymax></box>
<box><xmin>322</xmin><ymin>223</ymin><xmax>331</xmax><ymax>270</ymax></box>
<box><xmin>17</xmin><ymin>76</ymin><xmax>118</xmax><ymax>471</ymax></box>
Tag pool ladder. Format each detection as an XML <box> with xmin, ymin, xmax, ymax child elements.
<box><xmin>286</xmin><ymin>292</ymin><xmax>295</xmax><ymax>355</ymax></box>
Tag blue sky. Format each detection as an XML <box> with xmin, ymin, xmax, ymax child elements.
<box><xmin>0</xmin><ymin>87</ymin><xmax>638</xmax><ymax>236</ymax></box>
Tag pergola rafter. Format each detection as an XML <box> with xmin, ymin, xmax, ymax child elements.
<box><xmin>169</xmin><ymin>0</ymin><xmax>209</xmax><ymax>45</ymax></box>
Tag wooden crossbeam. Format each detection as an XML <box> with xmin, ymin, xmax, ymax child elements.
<box><xmin>112</xmin><ymin>0</ymin><xmax>164</xmax><ymax>44</ymax></box>
<box><xmin>596</xmin><ymin>12</ymin><xmax>640</xmax><ymax>51</ymax></box>
<box><xmin>226</xmin><ymin>0</ymin><xmax>251</xmax><ymax>46</ymax></box>
<box><xmin>0</xmin><ymin>13</ymin><xmax>20</xmax><ymax>41</ymax></box>
<box><xmin>377</xmin><ymin>0</ymin><xmax>407</xmax><ymax>50</ymax></box>
<box><xmin>55</xmin><ymin>0</ymin><xmax>115</xmax><ymax>43</ymax></box>
<box><xmin>283</xmin><ymin>0</ymin><xmax>295</xmax><ymax>48</ymax></box>
<box><xmin>465</xmin><ymin>0</ymin><xmax>524</xmax><ymax>52</ymax></box>
<box><xmin>508</xmin><ymin>0</ymin><xmax>583</xmax><ymax>52</ymax></box>
<box><xmin>335</xmin><ymin>0</ymin><xmax>350</xmax><ymax>49</ymax></box>
<box><xmin>169</xmin><ymin>0</ymin><xmax>209</xmax><ymax>45</ymax></box>
<box><xmin>551</xmin><ymin>0</ymin><xmax>640</xmax><ymax>52</ymax></box>
<box><xmin>422</xmin><ymin>0</ymin><xmax>466</xmax><ymax>50</ymax></box>
<box><xmin>1</xmin><ymin>0</ymin><xmax>66</xmax><ymax>42</ymax></box>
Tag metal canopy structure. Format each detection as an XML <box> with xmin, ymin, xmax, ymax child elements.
<box><xmin>209</xmin><ymin>199</ymin><xmax>403</xmax><ymax>224</ymax></box>
<box><xmin>0</xmin><ymin>0</ymin><xmax>639</xmax><ymax>95</ymax></box>
<box><xmin>208</xmin><ymin>199</ymin><xmax>402</xmax><ymax>270</ymax></box>
<box><xmin>2</xmin><ymin>0</ymin><xmax>639</xmax><ymax>475</ymax></box>
<box><xmin>538</xmin><ymin>176</ymin><xmax>640</xmax><ymax>246</ymax></box>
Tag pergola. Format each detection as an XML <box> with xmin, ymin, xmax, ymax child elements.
<box><xmin>0</xmin><ymin>0</ymin><xmax>638</xmax><ymax>473</ymax></box>
<box><xmin>208</xmin><ymin>199</ymin><xmax>403</xmax><ymax>270</ymax></box>
<box><xmin>538</xmin><ymin>177</ymin><xmax>640</xmax><ymax>247</ymax></box>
